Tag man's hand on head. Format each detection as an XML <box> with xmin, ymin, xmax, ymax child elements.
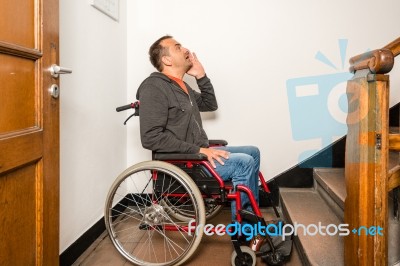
<box><xmin>186</xmin><ymin>52</ymin><xmax>206</xmax><ymax>79</ymax></box>
<box><xmin>199</xmin><ymin>148</ymin><xmax>230</xmax><ymax>168</ymax></box>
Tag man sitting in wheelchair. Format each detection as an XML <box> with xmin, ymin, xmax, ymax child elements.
<box><xmin>109</xmin><ymin>35</ymin><xmax>294</xmax><ymax>266</ymax></box>
<box><xmin>136</xmin><ymin>35</ymin><xmax>263</xmax><ymax>249</ymax></box>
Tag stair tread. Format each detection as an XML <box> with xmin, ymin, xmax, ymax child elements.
<box><xmin>280</xmin><ymin>188</ymin><xmax>344</xmax><ymax>266</ymax></box>
<box><xmin>313</xmin><ymin>150</ymin><xmax>399</xmax><ymax>211</ymax></box>
<box><xmin>279</xmin><ymin>149</ymin><xmax>400</xmax><ymax>265</ymax></box>
<box><xmin>314</xmin><ymin>168</ymin><xmax>346</xmax><ymax>210</ymax></box>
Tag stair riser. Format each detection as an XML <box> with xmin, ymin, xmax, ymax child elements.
<box><xmin>314</xmin><ymin>180</ymin><xmax>344</xmax><ymax>222</ymax></box>
<box><xmin>279</xmin><ymin>188</ymin><xmax>344</xmax><ymax>265</ymax></box>
<box><xmin>280</xmin><ymin>193</ymin><xmax>313</xmax><ymax>266</ymax></box>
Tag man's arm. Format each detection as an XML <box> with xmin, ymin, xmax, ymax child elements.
<box><xmin>192</xmin><ymin>75</ymin><xmax>218</xmax><ymax>111</ymax></box>
<box><xmin>140</xmin><ymin>85</ymin><xmax>229</xmax><ymax>167</ymax></box>
<box><xmin>186</xmin><ymin>52</ymin><xmax>218</xmax><ymax>111</ymax></box>
<box><xmin>186</xmin><ymin>52</ymin><xmax>228</xmax><ymax>167</ymax></box>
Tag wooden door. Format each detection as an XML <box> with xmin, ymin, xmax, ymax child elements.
<box><xmin>0</xmin><ymin>0</ymin><xmax>60</xmax><ymax>265</ymax></box>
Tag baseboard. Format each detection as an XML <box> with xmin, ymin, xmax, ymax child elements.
<box><xmin>270</xmin><ymin>136</ymin><xmax>346</xmax><ymax>188</ymax></box>
<box><xmin>390</xmin><ymin>102</ymin><xmax>400</xmax><ymax>127</ymax></box>
<box><xmin>59</xmin><ymin>217</ymin><xmax>106</xmax><ymax>266</ymax></box>
<box><xmin>59</xmin><ymin>194</ymin><xmax>153</xmax><ymax>265</ymax></box>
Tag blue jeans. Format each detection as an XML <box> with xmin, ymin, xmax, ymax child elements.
<box><xmin>212</xmin><ymin>146</ymin><xmax>260</xmax><ymax>221</ymax></box>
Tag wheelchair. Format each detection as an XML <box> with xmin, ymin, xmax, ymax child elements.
<box><xmin>104</xmin><ymin>102</ymin><xmax>290</xmax><ymax>266</ymax></box>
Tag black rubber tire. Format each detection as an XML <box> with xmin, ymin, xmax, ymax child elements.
<box><xmin>231</xmin><ymin>246</ymin><xmax>256</xmax><ymax>266</ymax></box>
<box><xmin>105</xmin><ymin>161</ymin><xmax>206</xmax><ymax>266</ymax></box>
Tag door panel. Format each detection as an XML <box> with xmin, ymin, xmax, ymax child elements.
<box><xmin>0</xmin><ymin>164</ymin><xmax>38</xmax><ymax>266</ymax></box>
<box><xmin>0</xmin><ymin>53</ymin><xmax>37</xmax><ymax>133</ymax></box>
<box><xmin>0</xmin><ymin>131</ymin><xmax>42</xmax><ymax>173</ymax></box>
<box><xmin>0</xmin><ymin>0</ymin><xmax>35</xmax><ymax>48</ymax></box>
<box><xmin>0</xmin><ymin>0</ymin><xmax>59</xmax><ymax>264</ymax></box>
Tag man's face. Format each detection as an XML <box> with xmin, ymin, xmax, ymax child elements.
<box><xmin>161</xmin><ymin>38</ymin><xmax>192</xmax><ymax>71</ymax></box>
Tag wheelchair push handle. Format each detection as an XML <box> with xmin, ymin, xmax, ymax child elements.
<box><xmin>115</xmin><ymin>102</ymin><xmax>139</xmax><ymax>112</ymax></box>
<box><xmin>116</xmin><ymin>101</ymin><xmax>140</xmax><ymax>125</ymax></box>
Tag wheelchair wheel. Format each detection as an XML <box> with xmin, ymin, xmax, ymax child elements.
<box><xmin>161</xmin><ymin>197</ymin><xmax>223</xmax><ymax>222</ymax></box>
<box><xmin>105</xmin><ymin>161</ymin><xmax>206</xmax><ymax>266</ymax></box>
<box><xmin>231</xmin><ymin>246</ymin><xmax>256</xmax><ymax>266</ymax></box>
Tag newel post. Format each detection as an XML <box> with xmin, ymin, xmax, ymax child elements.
<box><xmin>344</xmin><ymin>48</ymin><xmax>393</xmax><ymax>265</ymax></box>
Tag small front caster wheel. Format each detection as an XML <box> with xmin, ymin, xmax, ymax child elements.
<box><xmin>231</xmin><ymin>246</ymin><xmax>256</xmax><ymax>266</ymax></box>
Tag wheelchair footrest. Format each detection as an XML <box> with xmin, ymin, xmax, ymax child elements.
<box><xmin>238</xmin><ymin>209</ymin><xmax>266</xmax><ymax>225</ymax></box>
<box><xmin>259</xmin><ymin>220</ymin><xmax>294</xmax><ymax>264</ymax></box>
<box><xmin>260</xmin><ymin>237</ymin><xmax>293</xmax><ymax>265</ymax></box>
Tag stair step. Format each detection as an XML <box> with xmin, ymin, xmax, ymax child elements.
<box><xmin>388</xmin><ymin>192</ymin><xmax>400</xmax><ymax>266</ymax></box>
<box><xmin>312</xmin><ymin>149</ymin><xmax>399</xmax><ymax>221</ymax></box>
<box><xmin>314</xmin><ymin>168</ymin><xmax>345</xmax><ymax>221</ymax></box>
<box><xmin>283</xmin><ymin>167</ymin><xmax>400</xmax><ymax>265</ymax></box>
<box><xmin>280</xmin><ymin>188</ymin><xmax>344</xmax><ymax>266</ymax></box>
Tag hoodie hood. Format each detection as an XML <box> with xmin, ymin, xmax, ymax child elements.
<box><xmin>136</xmin><ymin>72</ymin><xmax>171</xmax><ymax>100</ymax></box>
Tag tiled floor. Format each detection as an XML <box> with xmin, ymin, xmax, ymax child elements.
<box><xmin>73</xmin><ymin>208</ymin><xmax>302</xmax><ymax>266</ymax></box>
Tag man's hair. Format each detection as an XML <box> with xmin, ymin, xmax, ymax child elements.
<box><xmin>149</xmin><ymin>35</ymin><xmax>173</xmax><ymax>71</ymax></box>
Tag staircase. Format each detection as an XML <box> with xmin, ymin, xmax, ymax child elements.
<box><xmin>280</xmin><ymin>151</ymin><xmax>400</xmax><ymax>265</ymax></box>
<box><xmin>279</xmin><ymin>36</ymin><xmax>400</xmax><ymax>265</ymax></box>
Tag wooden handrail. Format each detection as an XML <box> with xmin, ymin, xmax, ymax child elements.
<box><xmin>389</xmin><ymin>133</ymin><xmax>400</xmax><ymax>151</ymax></box>
<box><xmin>384</xmin><ymin>37</ymin><xmax>400</xmax><ymax>57</ymax></box>
<box><xmin>349</xmin><ymin>36</ymin><xmax>400</xmax><ymax>74</ymax></box>
<box><xmin>349</xmin><ymin>49</ymin><xmax>394</xmax><ymax>74</ymax></box>
<box><xmin>388</xmin><ymin>165</ymin><xmax>400</xmax><ymax>191</ymax></box>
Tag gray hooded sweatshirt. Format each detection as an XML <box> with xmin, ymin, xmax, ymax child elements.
<box><xmin>136</xmin><ymin>72</ymin><xmax>218</xmax><ymax>154</ymax></box>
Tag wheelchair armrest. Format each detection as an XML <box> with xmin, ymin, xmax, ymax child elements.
<box><xmin>209</xmin><ymin>139</ymin><xmax>228</xmax><ymax>146</ymax></box>
<box><xmin>153</xmin><ymin>152</ymin><xmax>208</xmax><ymax>161</ymax></box>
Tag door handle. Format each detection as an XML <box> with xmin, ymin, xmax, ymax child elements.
<box><xmin>50</xmin><ymin>64</ymin><xmax>72</xmax><ymax>78</ymax></box>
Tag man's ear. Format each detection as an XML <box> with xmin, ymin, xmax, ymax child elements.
<box><xmin>161</xmin><ymin>55</ymin><xmax>172</xmax><ymax>67</ymax></box>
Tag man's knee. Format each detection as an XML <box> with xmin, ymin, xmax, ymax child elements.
<box><xmin>249</xmin><ymin>146</ymin><xmax>260</xmax><ymax>159</ymax></box>
<box><xmin>230</xmin><ymin>153</ymin><xmax>255</xmax><ymax>176</ymax></box>
<box><xmin>240</xmin><ymin>145</ymin><xmax>260</xmax><ymax>161</ymax></box>
<box><xmin>238</xmin><ymin>153</ymin><xmax>255</xmax><ymax>166</ymax></box>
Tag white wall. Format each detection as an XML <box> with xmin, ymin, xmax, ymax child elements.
<box><xmin>59</xmin><ymin>0</ymin><xmax>127</xmax><ymax>253</ymax></box>
<box><xmin>126</xmin><ymin>0</ymin><xmax>400</xmax><ymax>179</ymax></box>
